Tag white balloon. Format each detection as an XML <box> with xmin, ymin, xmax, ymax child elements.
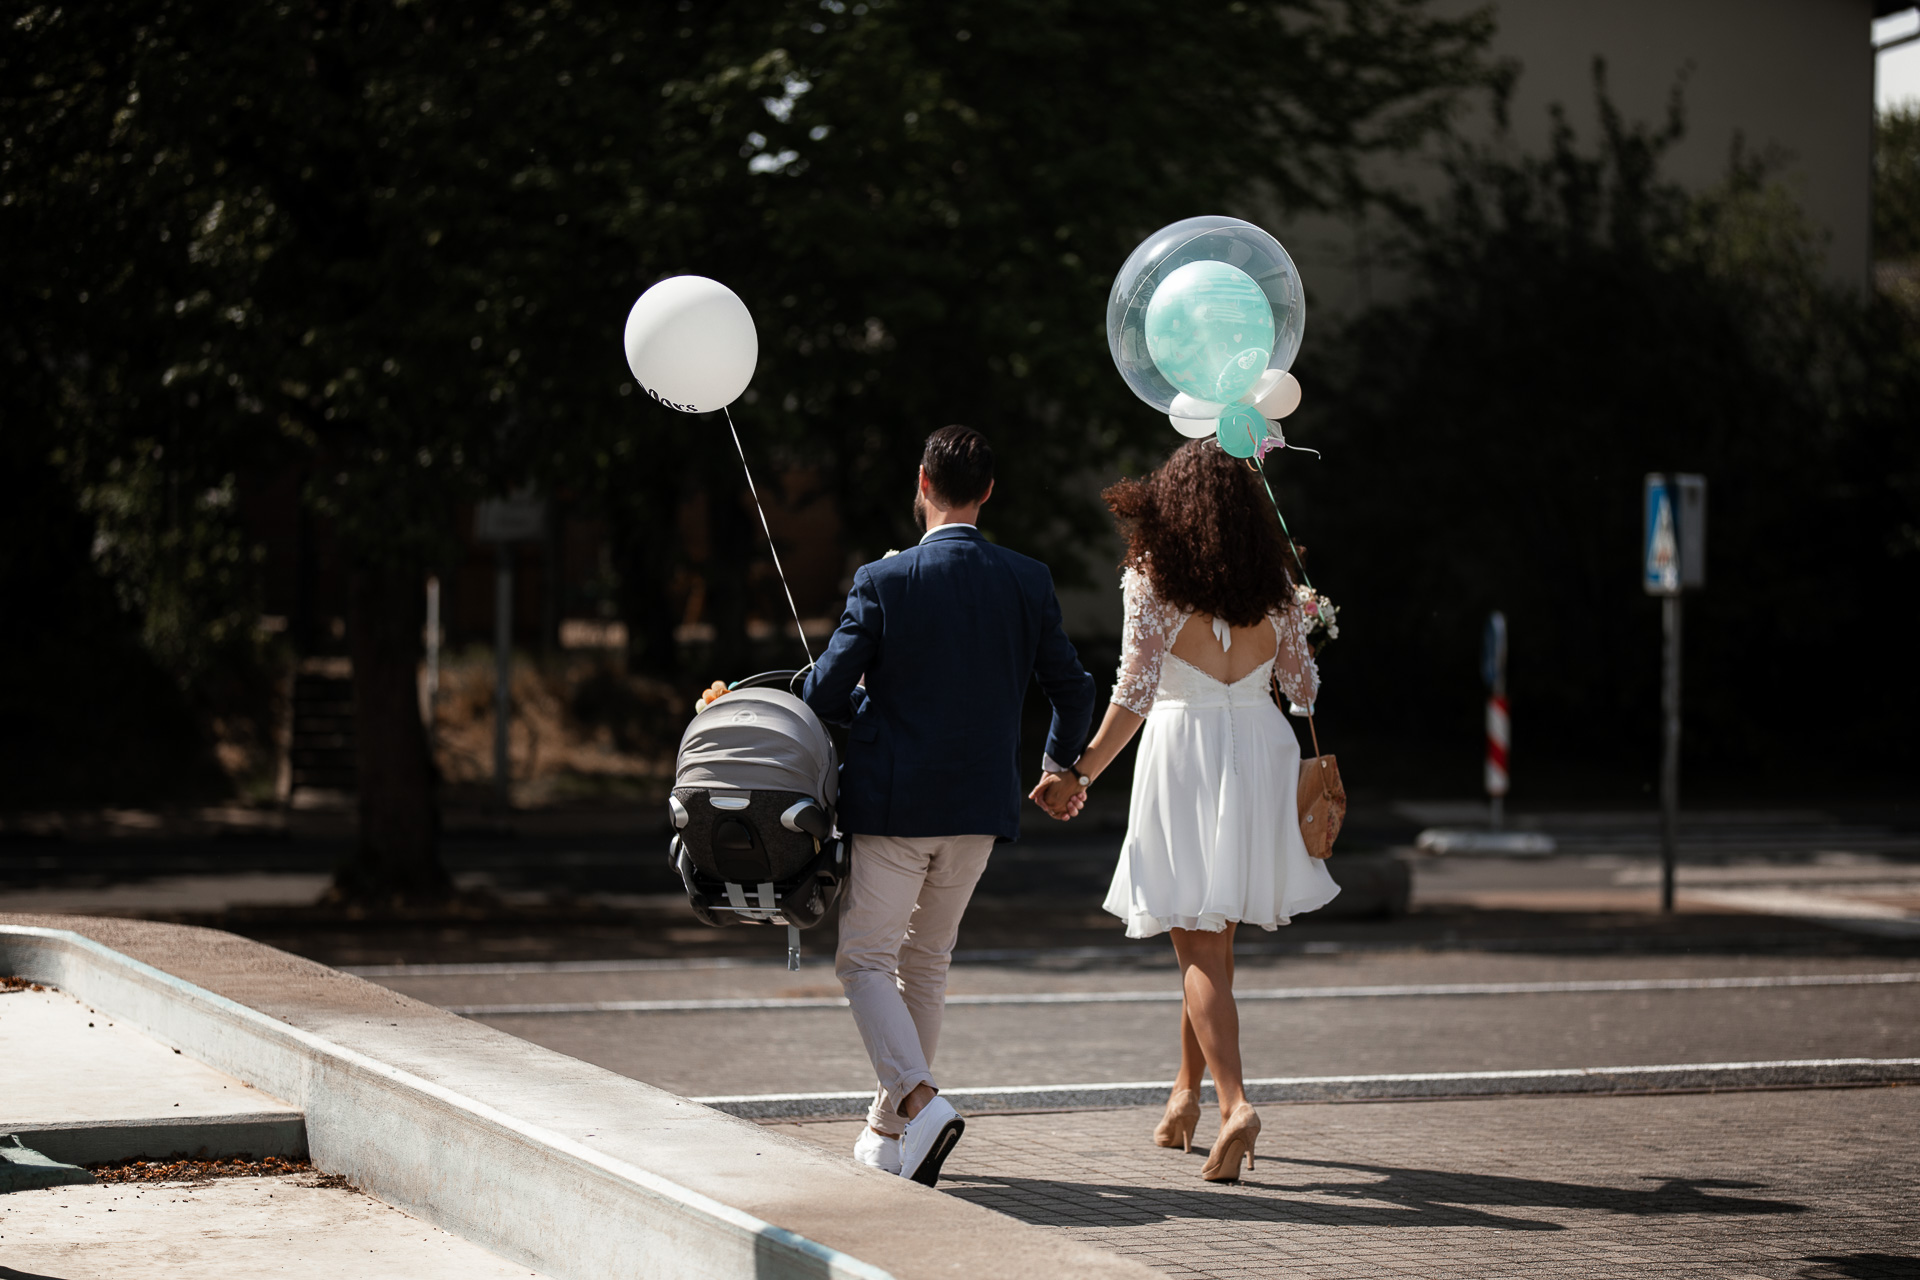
<box><xmin>622</xmin><ymin>276</ymin><xmax>758</xmax><ymax>413</ymax></box>
<box><xmin>1168</xmin><ymin>392</ymin><xmax>1227</xmax><ymax>419</ymax></box>
<box><xmin>1242</xmin><ymin>367</ymin><xmax>1286</xmax><ymax>405</ymax></box>
<box><xmin>1256</xmin><ymin>370</ymin><xmax>1302</xmax><ymax>420</ymax></box>
<box><xmin>1169</xmin><ymin>413</ymin><xmax>1218</xmax><ymax>439</ymax></box>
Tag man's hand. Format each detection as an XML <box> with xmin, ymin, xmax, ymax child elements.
<box><xmin>1028</xmin><ymin>771</ymin><xmax>1088</xmax><ymax>820</ymax></box>
<box><xmin>698</xmin><ymin>680</ymin><xmax>730</xmax><ymax>710</ymax></box>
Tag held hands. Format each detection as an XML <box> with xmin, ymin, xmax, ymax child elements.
<box><xmin>698</xmin><ymin>681</ymin><xmax>730</xmax><ymax>710</ymax></box>
<box><xmin>1029</xmin><ymin>771</ymin><xmax>1089</xmax><ymax>821</ymax></box>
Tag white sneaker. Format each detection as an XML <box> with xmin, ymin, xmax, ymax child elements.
<box><xmin>897</xmin><ymin>1096</ymin><xmax>965</xmax><ymax>1186</ymax></box>
<box><xmin>852</xmin><ymin>1126</ymin><xmax>902</xmax><ymax>1175</ymax></box>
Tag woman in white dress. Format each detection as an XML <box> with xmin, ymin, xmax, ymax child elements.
<box><xmin>1032</xmin><ymin>438</ymin><xmax>1338</xmax><ymax>1181</ymax></box>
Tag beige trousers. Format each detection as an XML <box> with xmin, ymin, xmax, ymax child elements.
<box><xmin>835</xmin><ymin>832</ymin><xmax>996</xmax><ymax>1135</ymax></box>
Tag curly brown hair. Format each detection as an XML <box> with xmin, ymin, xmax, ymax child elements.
<box><xmin>1103</xmin><ymin>438</ymin><xmax>1299</xmax><ymax>628</ymax></box>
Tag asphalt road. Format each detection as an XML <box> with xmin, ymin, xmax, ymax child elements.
<box><xmin>359</xmin><ymin>950</ymin><xmax>1920</xmax><ymax>1099</ymax></box>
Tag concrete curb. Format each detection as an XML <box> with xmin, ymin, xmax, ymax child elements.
<box><xmin>2</xmin><ymin>920</ymin><xmax>1160</xmax><ymax>1280</ymax></box>
<box><xmin>700</xmin><ymin>1057</ymin><xmax>1920</xmax><ymax>1119</ymax></box>
<box><xmin>0</xmin><ymin>1113</ymin><xmax>308</xmax><ymax>1166</ymax></box>
<box><xmin>2</xmin><ymin>925</ymin><xmax>885</xmax><ymax>1279</ymax></box>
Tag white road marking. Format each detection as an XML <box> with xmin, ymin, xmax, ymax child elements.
<box><xmin>442</xmin><ymin>969</ymin><xmax>1920</xmax><ymax>1016</ymax></box>
<box><xmin>1685</xmin><ymin>888</ymin><xmax>1917</xmax><ymax>920</ymax></box>
<box><xmin>344</xmin><ymin>956</ymin><xmax>782</xmax><ymax>977</ymax></box>
<box><xmin>695</xmin><ymin>1056</ymin><xmax>1920</xmax><ymax>1105</ymax></box>
<box><xmin>695</xmin><ymin>1057</ymin><xmax>1920</xmax><ymax>1114</ymax></box>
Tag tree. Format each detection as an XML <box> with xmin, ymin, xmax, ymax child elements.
<box><xmin>583</xmin><ymin>0</ymin><xmax>1502</xmax><ymax>679</ymax></box>
<box><xmin>1290</xmin><ymin>71</ymin><xmax>1920</xmax><ymax>792</ymax></box>
<box><xmin>5</xmin><ymin>0</ymin><xmax>630</xmax><ymax>893</ymax></box>
<box><xmin>3</xmin><ymin>0</ymin><xmax>1498</xmax><ymax>890</ymax></box>
<box><xmin>1876</xmin><ymin>104</ymin><xmax>1920</xmax><ymax>261</ymax></box>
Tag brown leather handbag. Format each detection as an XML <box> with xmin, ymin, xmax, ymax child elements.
<box><xmin>1296</xmin><ymin>714</ymin><xmax>1345</xmax><ymax>858</ymax></box>
<box><xmin>1273</xmin><ymin>673</ymin><xmax>1345</xmax><ymax>858</ymax></box>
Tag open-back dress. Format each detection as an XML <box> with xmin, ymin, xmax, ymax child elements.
<box><xmin>1101</xmin><ymin>566</ymin><xmax>1341</xmax><ymax>938</ymax></box>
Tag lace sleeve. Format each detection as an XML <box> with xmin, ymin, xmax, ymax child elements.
<box><xmin>1112</xmin><ymin>567</ymin><xmax>1186</xmax><ymax>716</ymax></box>
<box><xmin>1271</xmin><ymin>603</ymin><xmax>1321</xmax><ymax>713</ymax></box>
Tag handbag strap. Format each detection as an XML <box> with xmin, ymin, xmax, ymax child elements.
<box><xmin>1271</xmin><ymin>668</ymin><xmax>1328</xmax><ymax>761</ymax></box>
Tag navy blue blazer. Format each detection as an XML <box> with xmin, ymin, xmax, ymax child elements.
<box><xmin>802</xmin><ymin>524</ymin><xmax>1096</xmax><ymax>841</ymax></box>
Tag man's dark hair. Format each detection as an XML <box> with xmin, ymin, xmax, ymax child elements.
<box><xmin>921</xmin><ymin>425</ymin><xmax>994</xmax><ymax>507</ymax></box>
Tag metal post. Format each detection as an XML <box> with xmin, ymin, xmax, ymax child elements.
<box><xmin>1660</xmin><ymin>594</ymin><xmax>1682</xmax><ymax>912</ymax></box>
<box><xmin>494</xmin><ymin>544</ymin><xmax>513</xmax><ymax>810</ymax></box>
<box><xmin>1483</xmin><ymin>611</ymin><xmax>1509</xmax><ymax>831</ymax></box>
<box><xmin>1487</xmin><ymin>675</ymin><xmax>1508</xmax><ymax>832</ymax></box>
<box><xmin>423</xmin><ymin>575</ymin><xmax>441</xmax><ymax>746</ymax></box>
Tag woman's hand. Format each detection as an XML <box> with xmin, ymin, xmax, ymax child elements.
<box><xmin>1029</xmin><ymin>771</ymin><xmax>1088</xmax><ymax>820</ymax></box>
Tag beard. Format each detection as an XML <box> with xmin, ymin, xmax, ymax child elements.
<box><xmin>912</xmin><ymin>488</ymin><xmax>929</xmax><ymax>533</ymax></box>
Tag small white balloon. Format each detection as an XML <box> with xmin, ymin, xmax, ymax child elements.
<box><xmin>1169</xmin><ymin>413</ymin><xmax>1218</xmax><ymax>439</ymax></box>
<box><xmin>1256</xmin><ymin>370</ymin><xmax>1302</xmax><ymax>420</ymax></box>
<box><xmin>622</xmin><ymin>276</ymin><xmax>758</xmax><ymax>413</ymax></box>
<box><xmin>1242</xmin><ymin>367</ymin><xmax>1286</xmax><ymax>405</ymax></box>
<box><xmin>1169</xmin><ymin>392</ymin><xmax>1228</xmax><ymax>420</ymax></box>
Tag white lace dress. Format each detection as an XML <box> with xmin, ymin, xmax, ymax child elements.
<box><xmin>1102</xmin><ymin>567</ymin><xmax>1341</xmax><ymax>939</ymax></box>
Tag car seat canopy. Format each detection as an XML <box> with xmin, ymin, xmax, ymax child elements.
<box><xmin>675</xmin><ymin>688</ymin><xmax>837</xmax><ymax>806</ymax></box>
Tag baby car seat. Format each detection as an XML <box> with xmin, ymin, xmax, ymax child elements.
<box><xmin>668</xmin><ymin>670</ymin><xmax>845</xmax><ymax>967</ymax></box>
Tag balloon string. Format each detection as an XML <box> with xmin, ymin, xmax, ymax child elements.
<box><xmin>1243</xmin><ymin>418</ymin><xmax>1313</xmax><ymax>591</ymax></box>
<box><xmin>723</xmin><ymin>404</ymin><xmax>815</xmax><ymax>665</ymax></box>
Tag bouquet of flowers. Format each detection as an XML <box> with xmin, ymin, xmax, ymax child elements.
<box><xmin>1295</xmin><ymin>584</ymin><xmax>1340</xmax><ymax>653</ymax></box>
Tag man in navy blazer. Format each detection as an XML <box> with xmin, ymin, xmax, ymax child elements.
<box><xmin>804</xmin><ymin>425</ymin><xmax>1094</xmax><ymax>1185</ymax></box>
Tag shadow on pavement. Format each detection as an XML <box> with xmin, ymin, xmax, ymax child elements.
<box><xmin>1798</xmin><ymin>1257</ymin><xmax>1920</xmax><ymax>1280</ymax></box>
<box><xmin>7</xmin><ymin>816</ymin><xmax>1918</xmax><ymax>966</ymax></box>
<box><xmin>943</xmin><ymin>1157</ymin><xmax>1808</xmax><ymax>1232</ymax></box>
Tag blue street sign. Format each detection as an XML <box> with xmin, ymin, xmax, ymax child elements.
<box><xmin>1643</xmin><ymin>473</ymin><xmax>1707</xmax><ymax>596</ymax></box>
<box><xmin>1644</xmin><ymin>475</ymin><xmax>1679</xmax><ymax>596</ymax></box>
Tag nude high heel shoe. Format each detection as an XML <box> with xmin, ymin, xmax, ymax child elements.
<box><xmin>1201</xmin><ymin>1103</ymin><xmax>1261</xmax><ymax>1182</ymax></box>
<box><xmin>1153</xmin><ymin>1089</ymin><xmax>1201</xmax><ymax>1152</ymax></box>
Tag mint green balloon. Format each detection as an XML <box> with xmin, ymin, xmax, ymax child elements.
<box><xmin>1214</xmin><ymin>404</ymin><xmax>1268</xmax><ymax>458</ymax></box>
<box><xmin>1144</xmin><ymin>260</ymin><xmax>1276</xmax><ymax>404</ymax></box>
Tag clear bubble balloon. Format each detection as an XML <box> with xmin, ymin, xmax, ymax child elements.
<box><xmin>1144</xmin><ymin>261</ymin><xmax>1275</xmax><ymax>404</ymax></box>
<box><xmin>1214</xmin><ymin>403</ymin><xmax>1269</xmax><ymax>459</ymax></box>
<box><xmin>1107</xmin><ymin>216</ymin><xmax>1306</xmax><ymax>415</ymax></box>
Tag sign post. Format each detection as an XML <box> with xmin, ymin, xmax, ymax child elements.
<box><xmin>423</xmin><ymin>575</ymin><xmax>442</xmax><ymax>747</ymax></box>
<box><xmin>475</xmin><ymin>489</ymin><xmax>547</xmax><ymax>810</ymax></box>
<box><xmin>1643</xmin><ymin>474</ymin><xmax>1706</xmax><ymax>912</ymax></box>
<box><xmin>1481</xmin><ymin>611</ymin><xmax>1509</xmax><ymax>830</ymax></box>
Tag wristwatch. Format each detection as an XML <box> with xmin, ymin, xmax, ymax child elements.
<box><xmin>1042</xmin><ymin>753</ymin><xmax>1092</xmax><ymax>788</ymax></box>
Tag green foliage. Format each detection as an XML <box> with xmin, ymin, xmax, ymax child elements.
<box><xmin>1292</xmin><ymin>74</ymin><xmax>1920</xmax><ymax>790</ymax></box>
<box><xmin>1876</xmin><ymin>105</ymin><xmax>1920</xmax><ymax>259</ymax></box>
<box><xmin>3</xmin><ymin>0</ymin><xmax>1499</xmax><ymax>690</ymax></box>
<box><xmin>0</xmin><ymin>416</ymin><xmax>230</xmax><ymax>806</ymax></box>
<box><xmin>587</xmin><ymin>0</ymin><xmax>1502</xmax><ymax>669</ymax></box>
<box><xmin>4</xmin><ymin>0</ymin><xmax>627</xmax><ymax>570</ymax></box>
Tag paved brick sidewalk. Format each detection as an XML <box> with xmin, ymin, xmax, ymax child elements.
<box><xmin>771</xmin><ymin>1088</ymin><xmax>1920</xmax><ymax>1279</ymax></box>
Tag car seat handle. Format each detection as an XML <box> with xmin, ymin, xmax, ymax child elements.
<box><xmin>780</xmin><ymin>800</ymin><xmax>831</xmax><ymax>840</ymax></box>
